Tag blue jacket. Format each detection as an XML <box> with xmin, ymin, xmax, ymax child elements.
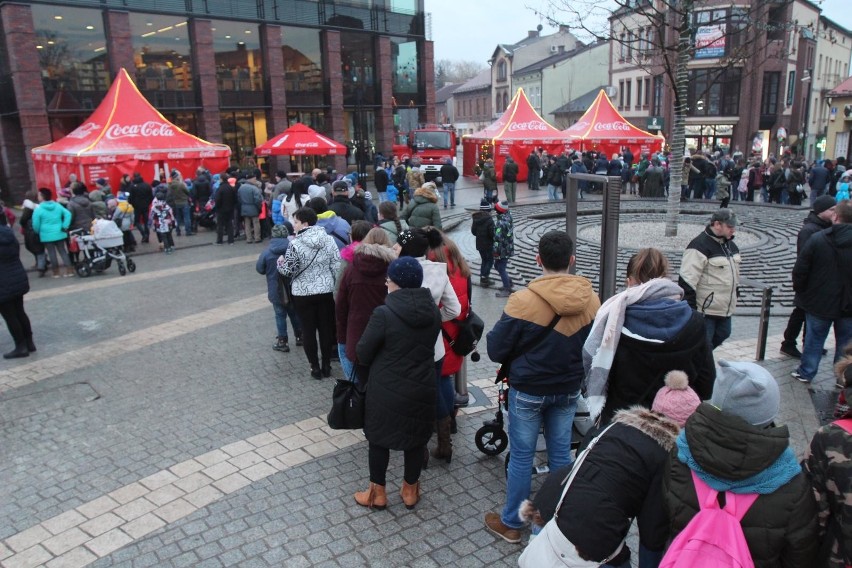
<box><xmin>316</xmin><ymin>211</ymin><xmax>351</xmax><ymax>250</ymax></box>
<box><xmin>31</xmin><ymin>200</ymin><xmax>71</xmax><ymax>243</ymax></box>
<box><xmin>256</xmin><ymin>237</ymin><xmax>290</xmax><ymax>304</ymax></box>
<box><xmin>271</xmin><ymin>197</ymin><xmax>286</xmax><ymax>226</ymax></box>
<box><xmin>487</xmin><ymin>274</ymin><xmax>600</xmax><ymax>396</ymax></box>
<box><xmin>807</xmin><ymin>165</ymin><xmax>830</xmax><ymax>192</ymax></box>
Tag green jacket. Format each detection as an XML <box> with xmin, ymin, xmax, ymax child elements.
<box><xmin>402</xmin><ymin>188</ymin><xmax>441</xmax><ymax>229</ymax></box>
<box><xmin>31</xmin><ymin>201</ymin><xmax>71</xmax><ymax>243</ymax></box>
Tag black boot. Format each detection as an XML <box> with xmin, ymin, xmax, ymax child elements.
<box><xmin>3</xmin><ymin>343</ymin><xmax>30</xmax><ymax>359</ymax></box>
<box><xmin>26</xmin><ymin>336</ymin><xmax>36</xmax><ymax>353</ymax></box>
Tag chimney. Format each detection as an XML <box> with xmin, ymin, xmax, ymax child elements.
<box><xmin>528</xmin><ymin>30</ymin><xmax>539</xmax><ymax>38</ymax></box>
<box><xmin>559</xmin><ymin>25</ymin><xmax>570</xmax><ymax>34</ymax></box>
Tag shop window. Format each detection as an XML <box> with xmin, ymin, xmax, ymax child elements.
<box><xmin>281</xmin><ymin>26</ymin><xmax>324</xmax><ymax>106</ymax></box>
<box><xmin>341</xmin><ymin>31</ymin><xmax>377</xmax><ymax>106</ymax></box>
<box><xmin>33</xmin><ymin>5</ymin><xmax>110</xmax><ymax>105</ymax></box>
<box><xmin>391</xmin><ymin>38</ymin><xmax>419</xmax><ymax>98</ymax></box>
<box><xmin>220</xmin><ymin>111</ymin><xmax>267</xmax><ymax>167</ymax></box>
<box><xmin>130</xmin><ymin>14</ymin><xmax>192</xmax><ymax>94</ymax></box>
<box><xmin>761</xmin><ymin>72</ymin><xmax>780</xmax><ymax>116</ymax></box>
<box><xmin>211</xmin><ymin>20</ymin><xmax>263</xmax><ymax>97</ymax></box>
<box><xmin>688</xmin><ymin>68</ymin><xmax>740</xmax><ymax>116</ymax></box>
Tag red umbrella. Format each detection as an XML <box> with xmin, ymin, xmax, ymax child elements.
<box><xmin>255</xmin><ymin>123</ymin><xmax>347</xmax><ymax>156</ymax></box>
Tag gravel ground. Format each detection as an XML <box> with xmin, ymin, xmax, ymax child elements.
<box><xmin>578</xmin><ymin>221</ymin><xmax>762</xmax><ymax>251</ymax></box>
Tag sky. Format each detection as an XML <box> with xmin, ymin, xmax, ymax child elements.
<box><xmin>428</xmin><ymin>0</ymin><xmax>852</xmax><ymax>65</ymax></box>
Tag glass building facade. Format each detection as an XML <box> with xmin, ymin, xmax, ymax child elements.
<box><xmin>0</xmin><ymin>0</ymin><xmax>430</xmax><ymax>203</ymax></box>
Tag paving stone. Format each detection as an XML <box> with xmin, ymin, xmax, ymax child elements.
<box><xmin>138</xmin><ymin>471</ymin><xmax>178</xmax><ymax>492</ymax></box>
<box><xmin>152</xmin><ymin>499</ymin><xmax>196</xmax><ymax>524</ymax></box>
<box><xmin>168</xmin><ymin>459</ymin><xmax>205</xmax><ymax>478</ymax></box>
<box><xmin>2</xmin><ymin>544</ymin><xmax>53</xmax><ymax>568</ymax></box>
<box><xmin>107</xmin><ymin>484</ymin><xmax>147</xmax><ymax>506</ymax></box>
<box><xmin>202</xmin><ymin>462</ymin><xmax>239</xmax><ymax>481</ymax></box>
<box><xmin>173</xmin><ymin>472</ymin><xmax>213</xmax><ymax>494</ymax></box>
<box><xmin>42</xmin><ymin>527</ymin><xmax>91</xmax><ymax>556</ymax></box>
<box><xmin>41</xmin><ymin>510</ymin><xmax>87</xmax><ymax>536</ymax></box>
<box><xmin>80</xmin><ymin>513</ymin><xmax>124</xmax><ymax>538</ymax></box>
<box><xmin>45</xmin><ymin>546</ymin><xmax>98</xmax><ymax>568</ymax></box>
<box><xmin>212</xmin><ymin>473</ymin><xmax>252</xmax><ymax>495</ymax></box>
<box><xmin>5</xmin><ymin>525</ymin><xmax>52</xmax><ymax>553</ymax></box>
<box><xmin>121</xmin><ymin>514</ymin><xmax>166</xmax><ymax>540</ymax></box>
<box><xmin>85</xmin><ymin>529</ymin><xmax>133</xmax><ymax>558</ymax></box>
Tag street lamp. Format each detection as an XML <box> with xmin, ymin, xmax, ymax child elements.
<box><xmin>800</xmin><ymin>69</ymin><xmax>813</xmax><ymax>159</ymax></box>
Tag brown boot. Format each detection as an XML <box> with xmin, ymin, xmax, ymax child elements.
<box><xmin>354</xmin><ymin>482</ymin><xmax>387</xmax><ymax>510</ymax></box>
<box><xmin>430</xmin><ymin>417</ymin><xmax>453</xmax><ymax>463</ymax></box>
<box><xmin>400</xmin><ymin>480</ymin><xmax>420</xmax><ymax>510</ymax></box>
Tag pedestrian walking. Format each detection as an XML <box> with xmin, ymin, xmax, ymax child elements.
<box><xmin>149</xmin><ymin>191</ymin><xmax>176</xmax><ymax>254</ymax></box>
<box><xmin>471</xmin><ymin>199</ymin><xmax>495</xmax><ymax>287</ymax></box>
<box><xmin>503</xmin><ymin>156</ymin><xmax>519</xmax><ymax>203</ymax></box>
<box><xmin>0</xmin><ymin>207</ymin><xmax>35</xmax><ymax>359</ymax></box>
<box><xmin>31</xmin><ymin>188</ymin><xmax>73</xmax><ymax>278</ymax></box>
<box><xmin>493</xmin><ymin>201</ymin><xmax>514</xmax><ymax>298</ymax></box>
<box><xmin>256</xmin><ymin>224</ymin><xmax>302</xmax><ymax>353</ymax></box>
<box><xmin>439</xmin><ymin>158</ymin><xmax>459</xmax><ymax>208</ymax></box>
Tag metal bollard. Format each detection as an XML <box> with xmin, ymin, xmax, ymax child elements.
<box><xmin>454</xmin><ymin>358</ymin><xmax>469</xmax><ymax>407</ymax></box>
<box><xmin>755</xmin><ymin>286</ymin><xmax>773</xmax><ymax>361</ymax></box>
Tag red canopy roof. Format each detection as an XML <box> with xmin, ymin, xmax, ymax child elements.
<box><xmin>32</xmin><ymin>68</ymin><xmax>230</xmax><ymax>165</ymax></box>
<box><xmin>562</xmin><ymin>90</ymin><xmax>664</xmax><ymax>145</ymax></box>
<box><xmin>255</xmin><ymin>123</ymin><xmax>347</xmax><ymax>156</ymax></box>
<box><xmin>465</xmin><ymin>88</ymin><xmax>564</xmax><ymax>143</ymax></box>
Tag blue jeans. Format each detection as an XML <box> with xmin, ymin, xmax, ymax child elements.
<box><xmin>796</xmin><ymin>313</ymin><xmax>852</xmax><ymax>381</ymax></box>
<box><xmin>704</xmin><ymin>315</ymin><xmax>732</xmax><ymax>349</ymax></box>
<box><xmin>479</xmin><ymin>250</ymin><xmax>493</xmax><ymax>279</ymax></box>
<box><xmin>338</xmin><ymin>343</ymin><xmax>355</xmax><ymax>380</ymax></box>
<box><xmin>501</xmin><ymin>387</ymin><xmax>580</xmax><ymax>529</ymax></box>
<box><xmin>437</xmin><ymin>375</ymin><xmax>455</xmax><ymax>419</ymax></box>
<box><xmin>810</xmin><ymin>186</ymin><xmax>826</xmax><ymax>205</ymax></box>
<box><xmin>547</xmin><ymin>184</ymin><xmax>560</xmax><ymax>201</ymax></box>
<box><xmin>377</xmin><ymin>191</ymin><xmax>387</xmax><ymax>203</ymax></box>
<box><xmin>703</xmin><ymin>178</ymin><xmax>717</xmax><ymax>200</ymax></box>
<box><xmin>272</xmin><ymin>301</ymin><xmax>301</xmax><ymax>340</ymax></box>
<box><xmin>442</xmin><ymin>182</ymin><xmax>455</xmax><ymax>207</ymax></box>
<box><xmin>494</xmin><ymin>258</ymin><xmax>511</xmax><ymax>290</ymax></box>
<box><xmin>175</xmin><ymin>204</ymin><xmax>191</xmax><ymax>235</ymax></box>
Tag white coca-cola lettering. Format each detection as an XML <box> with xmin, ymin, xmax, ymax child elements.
<box><xmin>66</xmin><ymin>122</ymin><xmax>100</xmax><ymax>139</ymax></box>
<box><xmin>167</xmin><ymin>152</ymin><xmax>185</xmax><ymax>159</ymax></box>
<box><xmin>132</xmin><ymin>154</ymin><xmax>152</xmax><ymax>160</ymax></box>
<box><xmin>199</xmin><ymin>150</ymin><xmax>216</xmax><ymax>157</ymax></box>
<box><xmin>96</xmin><ymin>155</ymin><xmax>117</xmax><ymax>163</ymax></box>
<box><xmin>105</xmin><ymin>121</ymin><xmax>175</xmax><ymax>140</ymax></box>
<box><xmin>507</xmin><ymin>120</ymin><xmax>549</xmax><ymax>132</ymax></box>
<box><xmin>593</xmin><ymin>121</ymin><xmax>632</xmax><ymax>132</ymax></box>
<box><xmin>294</xmin><ymin>142</ymin><xmax>320</xmax><ymax>148</ymax></box>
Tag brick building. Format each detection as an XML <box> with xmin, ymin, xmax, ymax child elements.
<box><xmin>0</xmin><ymin>0</ymin><xmax>434</xmax><ymax>203</ymax></box>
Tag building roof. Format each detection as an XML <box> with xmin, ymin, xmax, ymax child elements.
<box><xmin>512</xmin><ymin>40</ymin><xmax>605</xmax><ymax>76</ymax></box>
<box><xmin>551</xmin><ymin>86</ymin><xmax>609</xmax><ymax>115</ymax></box>
<box><xmin>828</xmin><ymin>76</ymin><xmax>852</xmax><ymax>97</ymax></box>
<box><xmin>435</xmin><ymin>83</ymin><xmax>460</xmax><ymax>103</ymax></box>
<box><xmin>453</xmin><ymin>68</ymin><xmax>492</xmax><ymax>95</ymax></box>
<box><xmin>819</xmin><ymin>15</ymin><xmax>852</xmax><ymax>40</ymax></box>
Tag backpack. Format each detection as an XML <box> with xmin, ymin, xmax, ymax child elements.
<box><xmin>659</xmin><ymin>471</ymin><xmax>758</xmax><ymax>568</ymax></box>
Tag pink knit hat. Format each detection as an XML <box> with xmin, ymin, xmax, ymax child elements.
<box><xmin>651</xmin><ymin>371</ymin><xmax>701</xmax><ymax>427</ymax></box>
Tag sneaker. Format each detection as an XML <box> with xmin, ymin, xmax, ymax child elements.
<box><xmin>273</xmin><ymin>337</ymin><xmax>290</xmax><ymax>352</ymax></box>
<box><xmin>780</xmin><ymin>344</ymin><xmax>802</xmax><ymax>358</ymax></box>
<box><xmin>791</xmin><ymin>370</ymin><xmax>810</xmax><ymax>383</ymax></box>
<box><xmin>484</xmin><ymin>512</ymin><xmax>521</xmax><ymax>544</ymax></box>
<box><xmin>495</xmin><ymin>289</ymin><xmax>513</xmax><ymax>298</ymax></box>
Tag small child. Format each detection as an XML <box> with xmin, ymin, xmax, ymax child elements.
<box><xmin>715</xmin><ymin>171</ymin><xmax>731</xmax><ymax>209</ymax></box>
<box><xmin>112</xmin><ymin>193</ymin><xmax>136</xmax><ymax>253</ymax></box>
<box><xmin>149</xmin><ymin>191</ymin><xmax>176</xmax><ymax>254</ymax></box>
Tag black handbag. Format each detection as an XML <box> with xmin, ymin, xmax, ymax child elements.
<box><xmin>276</xmin><ymin>273</ymin><xmax>292</xmax><ymax>306</ymax></box>
<box><xmin>327</xmin><ymin>378</ymin><xmax>365</xmax><ymax>430</ymax></box>
<box><xmin>443</xmin><ymin>310</ymin><xmax>484</xmax><ymax>356</ymax></box>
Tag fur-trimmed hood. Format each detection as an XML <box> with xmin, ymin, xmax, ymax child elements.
<box><xmin>612</xmin><ymin>406</ymin><xmax>680</xmax><ymax>452</ymax></box>
<box><xmin>413</xmin><ymin>187</ymin><xmax>438</xmax><ymax>203</ymax></box>
<box><xmin>355</xmin><ymin>242</ymin><xmax>397</xmax><ymax>263</ymax></box>
<box><xmin>352</xmin><ymin>242</ymin><xmax>396</xmax><ymax>278</ymax></box>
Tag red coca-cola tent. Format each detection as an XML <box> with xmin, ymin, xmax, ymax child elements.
<box><xmin>255</xmin><ymin>123</ymin><xmax>346</xmax><ymax>156</ymax></box>
<box><xmin>562</xmin><ymin>90</ymin><xmax>664</xmax><ymax>159</ymax></box>
<box><xmin>462</xmin><ymin>88</ymin><xmax>567</xmax><ymax>182</ymax></box>
<box><xmin>32</xmin><ymin>68</ymin><xmax>230</xmax><ymax>193</ymax></box>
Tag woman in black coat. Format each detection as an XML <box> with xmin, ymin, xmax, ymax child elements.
<box><xmin>355</xmin><ymin>257</ymin><xmax>441</xmax><ymax>511</ymax></box>
<box><xmin>0</xmin><ymin>207</ymin><xmax>34</xmax><ymax>358</ymax></box>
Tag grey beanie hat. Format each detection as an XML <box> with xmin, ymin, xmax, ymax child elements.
<box><xmin>710</xmin><ymin>360</ymin><xmax>780</xmax><ymax>427</ymax></box>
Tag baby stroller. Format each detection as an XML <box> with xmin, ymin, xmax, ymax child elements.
<box><xmin>71</xmin><ymin>219</ymin><xmax>136</xmax><ymax>277</ymax></box>
<box><xmin>475</xmin><ymin>373</ymin><xmax>595</xmax><ymax>477</ymax></box>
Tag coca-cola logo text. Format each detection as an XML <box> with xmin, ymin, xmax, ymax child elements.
<box><xmin>508</xmin><ymin>120</ymin><xmax>549</xmax><ymax>132</ymax></box>
<box><xmin>295</xmin><ymin>142</ymin><xmax>319</xmax><ymax>148</ymax></box>
<box><xmin>66</xmin><ymin>122</ymin><xmax>100</xmax><ymax>139</ymax></box>
<box><xmin>568</xmin><ymin>121</ymin><xmax>589</xmax><ymax>132</ymax></box>
<box><xmin>105</xmin><ymin>121</ymin><xmax>175</xmax><ymax>140</ymax></box>
<box><xmin>199</xmin><ymin>150</ymin><xmax>216</xmax><ymax>157</ymax></box>
<box><xmin>167</xmin><ymin>152</ymin><xmax>185</xmax><ymax>159</ymax></box>
<box><xmin>96</xmin><ymin>155</ymin><xmax>117</xmax><ymax>163</ymax></box>
<box><xmin>132</xmin><ymin>154</ymin><xmax>152</xmax><ymax>160</ymax></box>
<box><xmin>593</xmin><ymin>121</ymin><xmax>632</xmax><ymax>132</ymax></box>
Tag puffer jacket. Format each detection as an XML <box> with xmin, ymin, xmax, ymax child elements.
<box><xmin>406</xmin><ymin>168</ymin><xmax>425</xmax><ymax>192</ymax></box>
<box><xmin>316</xmin><ymin>210</ymin><xmax>351</xmax><ymax>250</ymax></box>
<box><xmin>793</xmin><ymin>224</ymin><xmax>852</xmax><ymax>319</ymax></box>
<box><xmin>166</xmin><ymin>180</ymin><xmax>190</xmax><ymax>206</ymax></box>
<box><xmin>256</xmin><ymin>237</ymin><xmax>290</xmax><ymax>304</ymax></box>
<box><xmin>482</xmin><ymin>164</ymin><xmax>498</xmax><ymax>190</ymax></box>
<box><xmin>486</xmin><ymin>274</ymin><xmax>600</xmax><ymax>396</ymax></box>
<box><xmin>31</xmin><ymin>200</ymin><xmax>71</xmax><ymax>243</ymax></box>
<box><xmin>804</xmin><ymin>418</ymin><xmax>852</xmax><ymax>568</ymax></box>
<box><xmin>67</xmin><ymin>195</ymin><xmax>95</xmax><ymax>232</ymax></box>
<box><xmin>522</xmin><ymin>407</ymin><xmax>682</xmax><ymax>565</ymax></box>
<box><xmin>336</xmin><ymin>243</ymin><xmax>396</xmax><ymax>363</ymax></box>
<box><xmin>493</xmin><ymin>211</ymin><xmax>513</xmax><ymax>259</ymax></box>
<box><xmin>437</xmin><ymin>257</ymin><xmax>471</xmax><ymax>377</ymax></box>
<box><xmin>378</xmin><ymin>218</ymin><xmax>408</xmax><ymax>245</ymax></box>
<box><xmin>356</xmin><ymin>287</ymin><xmax>442</xmax><ymax>451</ymax></box>
<box><xmin>237</xmin><ymin>181</ymin><xmax>263</xmax><ymax>217</ymax></box>
<box><xmin>278</xmin><ymin>224</ymin><xmax>340</xmax><ymax>297</ymax></box>
<box><xmin>600</xmin><ymin>300</ymin><xmax>715</xmax><ymax>424</ymax></box>
<box><xmin>471</xmin><ymin>211</ymin><xmax>494</xmax><ymax>253</ymax></box>
<box><xmin>664</xmin><ymin>404</ymin><xmax>819</xmax><ymax>568</ymax></box>
<box><xmin>678</xmin><ymin>225</ymin><xmax>741</xmax><ymax>317</ymax></box>
<box><xmin>0</xmin><ymin>225</ymin><xmax>29</xmax><ymax>303</ymax></box>
<box><xmin>401</xmin><ymin>187</ymin><xmax>441</xmax><ymax>229</ymax></box>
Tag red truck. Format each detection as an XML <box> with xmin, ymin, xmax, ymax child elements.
<box><xmin>392</xmin><ymin>124</ymin><xmax>457</xmax><ymax>182</ymax></box>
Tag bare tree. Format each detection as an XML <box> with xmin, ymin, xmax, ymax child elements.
<box><xmin>435</xmin><ymin>59</ymin><xmax>485</xmax><ymax>88</ymax></box>
<box><xmin>533</xmin><ymin>0</ymin><xmax>793</xmax><ymax>236</ymax></box>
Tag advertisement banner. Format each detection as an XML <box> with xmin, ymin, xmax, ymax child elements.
<box><xmin>694</xmin><ymin>25</ymin><xmax>726</xmax><ymax>59</ymax></box>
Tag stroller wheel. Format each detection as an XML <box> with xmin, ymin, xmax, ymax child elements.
<box><xmin>475</xmin><ymin>424</ymin><xmax>508</xmax><ymax>456</ymax></box>
<box><xmin>75</xmin><ymin>263</ymin><xmax>91</xmax><ymax>278</ymax></box>
<box><xmin>118</xmin><ymin>262</ymin><xmax>127</xmax><ymax>276</ymax></box>
<box><xmin>126</xmin><ymin>258</ymin><xmax>136</xmax><ymax>273</ymax></box>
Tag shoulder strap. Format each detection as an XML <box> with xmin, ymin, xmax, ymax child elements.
<box><xmin>552</xmin><ymin>422</ymin><xmax>617</xmax><ymax>519</ymax></box>
<box><xmin>495</xmin><ymin>313</ymin><xmax>561</xmax><ymax>383</ymax></box>
<box><xmin>834</xmin><ymin>418</ymin><xmax>852</xmax><ymax>434</ymax></box>
<box><xmin>690</xmin><ymin>470</ymin><xmax>758</xmax><ymax>521</ymax></box>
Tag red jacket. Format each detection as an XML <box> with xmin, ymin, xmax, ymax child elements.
<box><xmin>439</xmin><ymin>259</ymin><xmax>471</xmax><ymax>377</ymax></box>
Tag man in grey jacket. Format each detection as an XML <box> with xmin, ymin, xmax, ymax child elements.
<box><xmin>238</xmin><ymin>169</ymin><xmax>264</xmax><ymax>243</ymax></box>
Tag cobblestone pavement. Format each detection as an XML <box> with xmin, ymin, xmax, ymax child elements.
<box><xmin>0</xmin><ymin>191</ymin><xmax>835</xmax><ymax>568</ymax></box>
